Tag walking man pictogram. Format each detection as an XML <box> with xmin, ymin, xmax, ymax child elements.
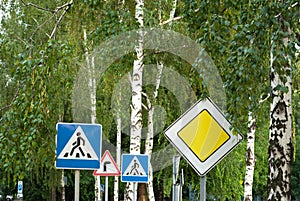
<box><xmin>128</xmin><ymin>159</ymin><xmax>142</xmax><ymax>175</ymax></box>
<box><xmin>70</xmin><ymin>132</ymin><xmax>86</xmax><ymax>158</ymax></box>
<box><xmin>62</xmin><ymin>131</ymin><xmax>92</xmax><ymax>158</ymax></box>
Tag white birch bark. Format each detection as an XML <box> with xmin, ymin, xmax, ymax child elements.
<box><xmin>144</xmin><ymin>61</ymin><xmax>164</xmax><ymax>201</ymax></box>
<box><xmin>125</xmin><ymin>0</ymin><xmax>144</xmax><ymax>200</ymax></box>
<box><xmin>243</xmin><ymin>111</ymin><xmax>256</xmax><ymax>201</ymax></box>
<box><xmin>83</xmin><ymin>29</ymin><xmax>99</xmax><ymax>201</ymax></box>
<box><xmin>169</xmin><ymin>0</ymin><xmax>177</xmax><ymax>21</ymax></box>
<box><xmin>114</xmin><ymin>91</ymin><xmax>122</xmax><ymax>201</ymax></box>
<box><xmin>267</xmin><ymin>39</ymin><xmax>292</xmax><ymax>200</ymax></box>
<box><xmin>114</xmin><ymin>0</ymin><xmax>125</xmax><ymax>199</ymax></box>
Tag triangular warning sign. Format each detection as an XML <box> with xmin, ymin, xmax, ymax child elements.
<box><xmin>58</xmin><ymin>126</ymin><xmax>98</xmax><ymax>160</ymax></box>
<box><xmin>94</xmin><ymin>150</ymin><xmax>120</xmax><ymax>176</ymax></box>
<box><xmin>123</xmin><ymin>156</ymin><xmax>147</xmax><ymax>176</ymax></box>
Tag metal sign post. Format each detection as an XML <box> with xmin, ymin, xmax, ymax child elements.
<box><xmin>96</xmin><ymin>176</ymin><xmax>101</xmax><ymax>201</ymax></box>
<box><xmin>55</xmin><ymin>123</ymin><xmax>102</xmax><ymax>201</ymax></box>
<box><xmin>200</xmin><ymin>175</ymin><xmax>206</xmax><ymax>201</ymax></box>
<box><xmin>105</xmin><ymin>176</ymin><xmax>108</xmax><ymax>201</ymax></box>
<box><xmin>61</xmin><ymin>171</ymin><xmax>66</xmax><ymax>201</ymax></box>
<box><xmin>172</xmin><ymin>155</ymin><xmax>181</xmax><ymax>201</ymax></box>
<box><xmin>75</xmin><ymin>170</ymin><xmax>80</xmax><ymax>201</ymax></box>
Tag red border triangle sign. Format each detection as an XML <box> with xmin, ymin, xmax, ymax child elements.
<box><xmin>93</xmin><ymin>150</ymin><xmax>121</xmax><ymax>176</ymax></box>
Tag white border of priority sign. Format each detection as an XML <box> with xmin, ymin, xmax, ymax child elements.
<box><xmin>164</xmin><ymin>98</ymin><xmax>242</xmax><ymax>176</ymax></box>
<box><xmin>55</xmin><ymin>123</ymin><xmax>102</xmax><ymax>170</ymax></box>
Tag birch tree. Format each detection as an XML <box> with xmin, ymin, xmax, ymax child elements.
<box><xmin>143</xmin><ymin>62</ymin><xmax>164</xmax><ymax>201</ymax></box>
<box><xmin>267</xmin><ymin>2</ymin><xmax>300</xmax><ymax>199</ymax></box>
<box><xmin>243</xmin><ymin>111</ymin><xmax>256</xmax><ymax>201</ymax></box>
<box><xmin>125</xmin><ymin>0</ymin><xmax>144</xmax><ymax>200</ymax></box>
<box><xmin>114</xmin><ymin>102</ymin><xmax>122</xmax><ymax>201</ymax></box>
<box><xmin>83</xmin><ymin>29</ymin><xmax>101</xmax><ymax>201</ymax></box>
<box><xmin>268</xmin><ymin>45</ymin><xmax>292</xmax><ymax>200</ymax></box>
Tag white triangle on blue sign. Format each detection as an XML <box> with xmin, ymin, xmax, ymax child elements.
<box><xmin>58</xmin><ymin>126</ymin><xmax>98</xmax><ymax>160</ymax></box>
<box><xmin>123</xmin><ymin>156</ymin><xmax>147</xmax><ymax>176</ymax></box>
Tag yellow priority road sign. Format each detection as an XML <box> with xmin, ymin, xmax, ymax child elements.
<box><xmin>164</xmin><ymin>97</ymin><xmax>242</xmax><ymax>176</ymax></box>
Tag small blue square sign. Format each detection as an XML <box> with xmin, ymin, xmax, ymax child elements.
<box><xmin>56</xmin><ymin>123</ymin><xmax>102</xmax><ymax>169</ymax></box>
<box><xmin>121</xmin><ymin>154</ymin><xmax>149</xmax><ymax>183</ymax></box>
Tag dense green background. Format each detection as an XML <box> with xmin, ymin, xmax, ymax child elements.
<box><xmin>0</xmin><ymin>0</ymin><xmax>299</xmax><ymax>200</ymax></box>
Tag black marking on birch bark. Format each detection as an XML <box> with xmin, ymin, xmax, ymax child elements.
<box><xmin>268</xmin><ymin>99</ymin><xmax>292</xmax><ymax>200</ymax></box>
<box><xmin>247</xmin><ymin>120</ymin><xmax>256</xmax><ymax>134</ymax></box>
<box><xmin>133</xmin><ymin>73</ymin><xmax>140</xmax><ymax>81</ymax></box>
<box><xmin>270</xmin><ymin>71</ymin><xmax>275</xmax><ymax>82</ymax></box>
<box><xmin>138</xmin><ymin>63</ymin><xmax>144</xmax><ymax>71</ymax></box>
<box><xmin>246</xmin><ymin>147</ymin><xmax>254</xmax><ymax>166</ymax></box>
<box><xmin>270</xmin><ymin>100</ymin><xmax>288</xmax><ymax>132</ymax></box>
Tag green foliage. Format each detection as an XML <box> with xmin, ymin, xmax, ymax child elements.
<box><xmin>0</xmin><ymin>0</ymin><xmax>299</xmax><ymax>200</ymax></box>
<box><xmin>291</xmin><ymin>61</ymin><xmax>300</xmax><ymax>200</ymax></box>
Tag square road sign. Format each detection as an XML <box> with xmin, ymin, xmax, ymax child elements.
<box><xmin>56</xmin><ymin>123</ymin><xmax>102</xmax><ymax>170</ymax></box>
<box><xmin>121</xmin><ymin>154</ymin><xmax>149</xmax><ymax>183</ymax></box>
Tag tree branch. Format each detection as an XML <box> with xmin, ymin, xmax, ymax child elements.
<box><xmin>20</xmin><ymin>0</ymin><xmax>74</xmax><ymax>40</ymax></box>
<box><xmin>160</xmin><ymin>7</ymin><xmax>200</xmax><ymax>25</ymax></box>
<box><xmin>20</xmin><ymin>0</ymin><xmax>55</xmax><ymax>13</ymax></box>
<box><xmin>141</xmin><ymin>92</ymin><xmax>151</xmax><ymax>111</ymax></box>
<box><xmin>0</xmin><ymin>87</ymin><xmax>20</xmax><ymax>112</ymax></box>
<box><xmin>50</xmin><ymin>0</ymin><xmax>73</xmax><ymax>39</ymax></box>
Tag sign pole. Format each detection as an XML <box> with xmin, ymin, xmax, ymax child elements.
<box><xmin>75</xmin><ymin>170</ymin><xmax>80</xmax><ymax>201</ymax></box>
<box><xmin>105</xmin><ymin>176</ymin><xmax>108</xmax><ymax>201</ymax></box>
<box><xmin>97</xmin><ymin>176</ymin><xmax>101</xmax><ymax>201</ymax></box>
<box><xmin>172</xmin><ymin>155</ymin><xmax>181</xmax><ymax>201</ymax></box>
<box><xmin>61</xmin><ymin>171</ymin><xmax>65</xmax><ymax>201</ymax></box>
<box><xmin>133</xmin><ymin>182</ymin><xmax>137</xmax><ymax>201</ymax></box>
<box><xmin>200</xmin><ymin>175</ymin><xmax>206</xmax><ymax>201</ymax></box>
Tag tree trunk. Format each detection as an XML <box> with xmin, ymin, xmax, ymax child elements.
<box><xmin>169</xmin><ymin>0</ymin><xmax>177</xmax><ymax>21</ymax></box>
<box><xmin>267</xmin><ymin>41</ymin><xmax>292</xmax><ymax>200</ymax></box>
<box><xmin>83</xmin><ymin>29</ymin><xmax>99</xmax><ymax>201</ymax></box>
<box><xmin>243</xmin><ymin>111</ymin><xmax>256</xmax><ymax>201</ymax></box>
<box><xmin>115</xmin><ymin>0</ymin><xmax>125</xmax><ymax>199</ymax></box>
<box><xmin>114</xmin><ymin>92</ymin><xmax>122</xmax><ymax>201</ymax></box>
<box><xmin>144</xmin><ymin>61</ymin><xmax>163</xmax><ymax>201</ymax></box>
<box><xmin>154</xmin><ymin>176</ymin><xmax>164</xmax><ymax>201</ymax></box>
<box><xmin>138</xmin><ymin>183</ymin><xmax>147</xmax><ymax>201</ymax></box>
<box><xmin>125</xmin><ymin>0</ymin><xmax>144</xmax><ymax>200</ymax></box>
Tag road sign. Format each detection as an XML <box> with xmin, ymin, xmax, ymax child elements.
<box><xmin>93</xmin><ymin>150</ymin><xmax>121</xmax><ymax>176</ymax></box>
<box><xmin>56</xmin><ymin>123</ymin><xmax>102</xmax><ymax>169</ymax></box>
<box><xmin>164</xmin><ymin>97</ymin><xmax>242</xmax><ymax>176</ymax></box>
<box><xmin>100</xmin><ymin>184</ymin><xmax>104</xmax><ymax>192</ymax></box>
<box><xmin>17</xmin><ymin>181</ymin><xmax>23</xmax><ymax>194</ymax></box>
<box><xmin>121</xmin><ymin>154</ymin><xmax>149</xmax><ymax>183</ymax></box>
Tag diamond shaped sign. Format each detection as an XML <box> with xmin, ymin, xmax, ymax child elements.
<box><xmin>164</xmin><ymin>97</ymin><xmax>242</xmax><ymax>176</ymax></box>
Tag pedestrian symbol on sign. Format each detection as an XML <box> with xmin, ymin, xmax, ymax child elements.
<box><xmin>58</xmin><ymin>126</ymin><xmax>98</xmax><ymax>160</ymax></box>
<box><xmin>121</xmin><ymin>154</ymin><xmax>149</xmax><ymax>183</ymax></box>
<box><xmin>123</xmin><ymin>156</ymin><xmax>146</xmax><ymax>176</ymax></box>
<box><xmin>128</xmin><ymin>159</ymin><xmax>140</xmax><ymax>175</ymax></box>
<box><xmin>65</xmin><ymin>131</ymin><xmax>91</xmax><ymax>158</ymax></box>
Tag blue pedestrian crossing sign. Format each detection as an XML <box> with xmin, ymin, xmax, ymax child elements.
<box><xmin>121</xmin><ymin>154</ymin><xmax>149</xmax><ymax>183</ymax></box>
<box><xmin>56</xmin><ymin>123</ymin><xmax>102</xmax><ymax>169</ymax></box>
